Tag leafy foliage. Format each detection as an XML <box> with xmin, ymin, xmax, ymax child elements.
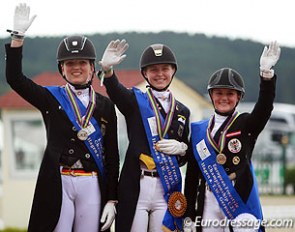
<box><xmin>0</xmin><ymin>228</ymin><xmax>26</xmax><ymax>232</ymax></box>
<box><xmin>1</xmin><ymin>31</ymin><xmax>295</xmax><ymax>104</ymax></box>
<box><xmin>285</xmin><ymin>166</ymin><xmax>295</xmax><ymax>186</ymax></box>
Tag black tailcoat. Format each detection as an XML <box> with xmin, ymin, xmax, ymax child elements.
<box><xmin>5</xmin><ymin>44</ymin><xmax>119</xmax><ymax>232</ymax></box>
<box><xmin>184</xmin><ymin>76</ymin><xmax>276</xmax><ymax>232</ymax></box>
<box><xmin>104</xmin><ymin>74</ymin><xmax>190</xmax><ymax>232</ymax></box>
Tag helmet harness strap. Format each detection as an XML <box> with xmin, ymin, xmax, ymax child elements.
<box><xmin>59</xmin><ymin>60</ymin><xmax>96</xmax><ymax>90</ymax></box>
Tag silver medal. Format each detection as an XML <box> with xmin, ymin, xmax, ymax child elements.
<box><xmin>77</xmin><ymin>129</ymin><xmax>88</xmax><ymax>141</ymax></box>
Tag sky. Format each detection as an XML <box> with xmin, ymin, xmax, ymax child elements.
<box><xmin>1</xmin><ymin>0</ymin><xmax>295</xmax><ymax>48</ymax></box>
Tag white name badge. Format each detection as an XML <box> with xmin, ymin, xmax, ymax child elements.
<box><xmin>148</xmin><ymin>116</ymin><xmax>158</xmax><ymax>136</ymax></box>
<box><xmin>196</xmin><ymin>139</ymin><xmax>211</xmax><ymax>161</ymax></box>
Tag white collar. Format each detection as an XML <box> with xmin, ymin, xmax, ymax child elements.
<box><xmin>214</xmin><ymin>112</ymin><xmax>228</xmax><ymax>124</ymax></box>
<box><xmin>152</xmin><ymin>89</ymin><xmax>170</xmax><ymax>101</ymax></box>
<box><xmin>68</xmin><ymin>84</ymin><xmax>89</xmax><ymax>97</ymax></box>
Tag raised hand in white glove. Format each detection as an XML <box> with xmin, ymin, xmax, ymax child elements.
<box><xmin>156</xmin><ymin>139</ymin><xmax>188</xmax><ymax>156</ymax></box>
<box><xmin>99</xmin><ymin>39</ymin><xmax>129</xmax><ymax>72</ymax></box>
<box><xmin>259</xmin><ymin>41</ymin><xmax>281</xmax><ymax>78</ymax></box>
<box><xmin>100</xmin><ymin>201</ymin><xmax>117</xmax><ymax>231</ymax></box>
<box><xmin>12</xmin><ymin>3</ymin><xmax>37</xmax><ymax>36</ymax></box>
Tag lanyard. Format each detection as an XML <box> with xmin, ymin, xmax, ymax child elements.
<box><xmin>147</xmin><ymin>88</ymin><xmax>176</xmax><ymax>139</ymax></box>
<box><xmin>133</xmin><ymin>87</ymin><xmax>183</xmax><ymax>231</ymax></box>
<box><xmin>206</xmin><ymin>111</ymin><xmax>240</xmax><ymax>154</ymax></box>
<box><xmin>65</xmin><ymin>84</ymin><xmax>96</xmax><ymax>128</ymax></box>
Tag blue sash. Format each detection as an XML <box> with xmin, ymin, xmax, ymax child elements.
<box><xmin>191</xmin><ymin>120</ymin><xmax>263</xmax><ymax>230</ymax></box>
<box><xmin>133</xmin><ymin>88</ymin><xmax>183</xmax><ymax>231</ymax></box>
<box><xmin>46</xmin><ymin>86</ymin><xmax>105</xmax><ymax>177</ymax></box>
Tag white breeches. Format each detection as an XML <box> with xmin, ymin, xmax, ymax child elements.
<box><xmin>131</xmin><ymin>175</ymin><xmax>167</xmax><ymax>232</ymax></box>
<box><xmin>53</xmin><ymin>174</ymin><xmax>101</xmax><ymax>232</ymax></box>
<box><xmin>202</xmin><ymin>189</ymin><xmax>230</xmax><ymax>232</ymax></box>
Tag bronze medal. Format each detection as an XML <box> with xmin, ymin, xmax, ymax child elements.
<box><xmin>216</xmin><ymin>153</ymin><xmax>227</xmax><ymax>165</ymax></box>
<box><xmin>168</xmin><ymin>192</ymin><xmax>187</xmax><ymax>218</ymax></box>
<box><xmin>232</xmin><ymin>156</ymin><xmax>240</xmax><ymax>165</ymax></box>
<box><xmin>77</xmin><ymin>129</ymin><xmax>88</xmax><ymax>141</ymax></box>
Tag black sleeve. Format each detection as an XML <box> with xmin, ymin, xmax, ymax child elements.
<box><xmin>103</xmin><ymin>99</ymin><xmax>120</xmax><ymax>201</ymax></box>
<box><xmin>178</xmin><ymin>107</ymin><xmax>191</xmax><ymax>166</ymax></box>
<box><xmin>184</xmin><ymin>139</ymin><xmax>199</xmax><ymax>220</ymax></box>
<box><xmin>245</xmin><ymin>76</ymin><xmax>276</xmax><ymax>137</ymax></box>
<box><xmin>103</xmin><ymin>72</ymin><xmax>137</xmax><ymax>117</ymax></box>
<box><xmin>5</xmin><ymin>43</ymin><xmax>50</xmax><ymax>112</ymax></box>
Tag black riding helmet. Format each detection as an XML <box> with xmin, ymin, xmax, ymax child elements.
<box><xmin>207</xmin><ymin>68</ymin><xmax>245</xmax><ymax>97</ymax></box>
<box><xmin>140</xmin><ymin>44</ymin><xmax>177</xmax><ymax>91</ymax></box>
<box><xmin>56</xmin><ymin>35</ymin><xmax>96</xmax><ymax>89</ymax></box>
<box><xmin>207</xmin><ymin>68</ymin><xmax>245</xmax><ymax>115</ymax></box>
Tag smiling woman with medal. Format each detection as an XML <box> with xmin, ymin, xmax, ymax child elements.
<box><xmin>98</xmin><ymin>41</ymin><xmax>190</xmax><ymax>232</ymax></box>
<box><xmin>5</xmin><ymin>4</ymin><xmax>120</xmax><ymax>232</ymax></box>
<box><xmin>184</xmin><ymin>42</ymin><xmax>281</xmax><ymax>232</ymax></box>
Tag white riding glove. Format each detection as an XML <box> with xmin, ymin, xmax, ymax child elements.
<box><xmin>11</xmin><ymin>3</ymin><xmax>36</xmax><ymax>37</ymax></box>
<box><xmin>183</xmin><ymin>225</ymin><xmax>196</xmax><ymax>232</ymax></box>
<box><xmin>100</xmin><ymin>201</ymin><xmax>117</xmax><ymax>231</ymax></box>
<box><xmin>231</xmin><ymin>213</ymin><xmax>259</xmax><ymax>232</ymax></box>
<box><xmin>183</xmin><ymin>217</ymin><xmax>196</xmax><ymax>232</ymax></box>
<box><xmin>259</xmin><ymin>41</ymin><xmax>281</xmax><ymax>79</ymax></box>
<box><xmin>156</xmin><ymin>139</ymin><xmax>188</xmax><ymax>156</ymax></box>
<box><xmin>99</xmin><ymin>39</ymin><xmax>129</xmax><ymax>72</ymax></box>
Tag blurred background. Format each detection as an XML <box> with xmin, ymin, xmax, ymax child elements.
<box><xmin>0</xmin><ymin>0</ymin><xmax>295</xmax><ymax>231</ymax></box>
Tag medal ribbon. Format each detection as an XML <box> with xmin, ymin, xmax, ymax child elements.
<box><xmin>133</xmin><ymin>87</ymin><xmax>183</xmax><ymax>231</ymax></box>
<box><xmin>191</xmin><ymin>120</ymin><xmax>251</xmax><ymax>219</ymax></box>
<box><xmin>147</xmin><ymin>88</ymin><xmax>176</xmax><ymax>139</ymax></box>
<box><xmin>191</xmin><ymin>120</ymin><xmax>264</xmax><ymax>231</ymax></box>
<box><xmin>65</xmin><ymin>84</ymin><xmax>96</xmax><ymax>128</ymax></box>
<box><xmin>206</xmin><ymin>111</ymin><xmax>240</xmax><ymax>154</ymax></box>
<box><xmin>45</xmin><ymin>86</ymin><xmax>105</xmax><ymax>177</ymax></box>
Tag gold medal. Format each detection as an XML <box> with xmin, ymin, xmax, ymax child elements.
<box><xmin>168</xmin><ymin>192</ymin><xmax>187</xmax><ymax>218</ymax></box>
<box><xmin>232</xmin><ymin>156</ymin><xmax>240</xmax><ymax>165</ymax></box>
<box><xmin>77</xmin><ymin>129</ymin><xmax>88</xmax><ymax>141</ymax></box>
<box><xmin>216</xmin><ymin>153</ymin><xmax>227</xmax><ymax>165</ymax></box>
